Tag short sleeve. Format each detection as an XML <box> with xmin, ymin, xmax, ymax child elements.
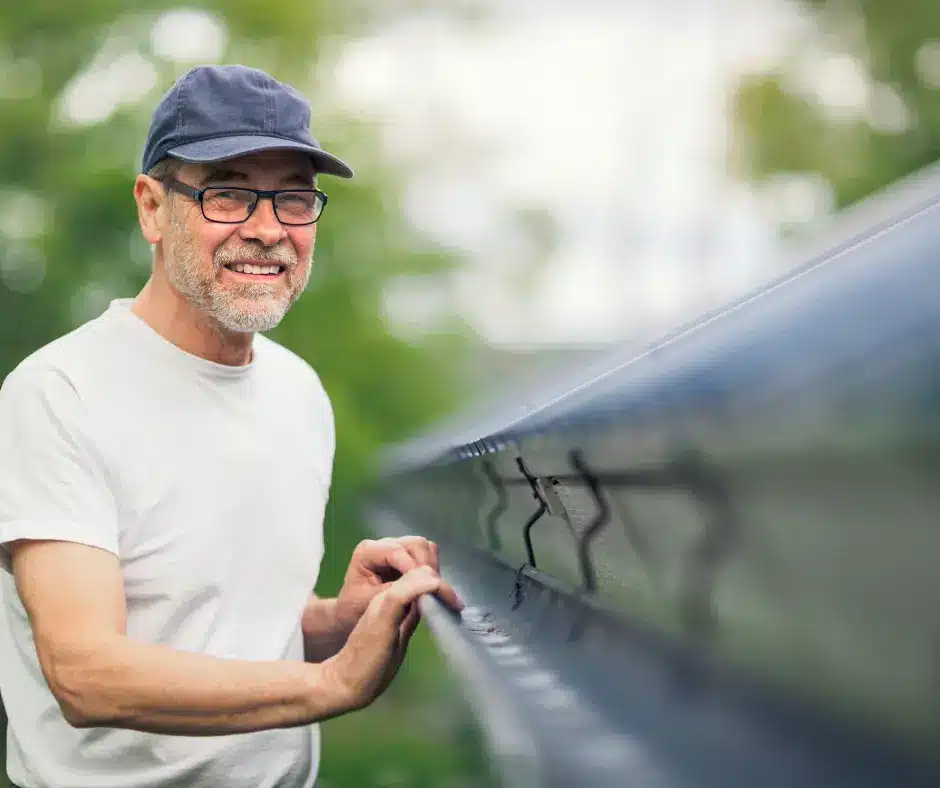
<box><xmin>0</xmin><ymin>365</ymin><xmax>120</xmax><ymax>574</ymax></box>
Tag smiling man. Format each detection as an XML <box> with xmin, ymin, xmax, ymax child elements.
<box><xmin>135</xmin><ymin>150</ymin><xmax>323</xmax><ymax>360</ymax></box>
<box><xmin>0</xmin><ymin>65</ymin><xmax>461</xmax><ymax>788</ymax></box>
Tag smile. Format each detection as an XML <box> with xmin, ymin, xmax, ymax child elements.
<box><xmin>223</xmin><ymin>262</ymin><xmax>286</xmax><ymax>278</ymax></box>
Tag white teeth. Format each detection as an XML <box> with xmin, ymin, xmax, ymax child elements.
<box><xmin>229</xmin><ymin>263</ymin><xmax>280</xmax><ymax>275</ymax></box>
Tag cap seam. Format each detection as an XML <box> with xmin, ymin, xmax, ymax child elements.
<box><xmin>264</xmin><ymin>77</ymin><xmax>275</xmax><ymax>135</ymax></box>
<box><xmin>270</xmin><ymin>80</ymin><xmax>279</xmax><ymax>134</ymax></box>
<box><xmin>176</xmin><ymin>67</ymin><xmax>200</xmax><ymax>145</ymax></box>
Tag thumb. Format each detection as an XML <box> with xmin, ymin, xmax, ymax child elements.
<box><xmin>399</xmin><ymin>602</ymin><xmax>421</xmax><ymax>645</ymax></box>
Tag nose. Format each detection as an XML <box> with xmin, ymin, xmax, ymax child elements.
<box><xmin>238</xmin><ymin>197</ymin><xmax>287</xmax><ymax>247</ymax></box>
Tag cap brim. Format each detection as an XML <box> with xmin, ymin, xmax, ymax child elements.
<box><xmin>166</xmin><ymin>135</ymin><xmax>354</xmax><ymax>179</ymax></box>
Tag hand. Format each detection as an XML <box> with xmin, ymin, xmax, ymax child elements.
<box><xmin>324</xmin><ymin>566</ymin><xmax>444</xmax><ymax>711</ymax></box>
<box><xmin>334</xmin><ymin>537</ymin><xmax>462</xmax><ymax>633</ymax></box>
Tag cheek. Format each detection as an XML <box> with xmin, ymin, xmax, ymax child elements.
<box><xmin>201</xmin><ymin>226</ymin><xmax>242</xmax><ymax>263</ymax></box>
<box><xmin>288</xmin><ymin>227</ymin><xmax>316</xmax><ymax>263</ymax></box>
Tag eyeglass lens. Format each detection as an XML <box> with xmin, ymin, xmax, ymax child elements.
<box><xmin>202</xmin><ymin>188</ymin><xmax>323</xmax><ymax>224</ymax></box>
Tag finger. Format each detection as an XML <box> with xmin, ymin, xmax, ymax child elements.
<box><xmin>433</xmin><ymin>579</ymin><xmax>464</xmax><ymax>612</ymax></box>
<box><xmin>394</xmin><ymin>536</ymin><xmax>438</xmax><ymax>573</ymax></box>
<box><xmin>383</xmin><ymin>566</ymin><xmax>441</xmax><ymax>614</ymax></box>
<box><xmin>359</xmin><ymin>539</ymin><xmax>418</xmax><ymax>579</ymax></box>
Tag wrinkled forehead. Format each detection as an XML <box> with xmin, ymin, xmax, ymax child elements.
<box><xmin>180</xmin><ymin>149</ymin><xmax>317</xmax><ymax>188</ymax></box>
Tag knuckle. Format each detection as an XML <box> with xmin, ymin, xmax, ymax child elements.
<box><xmin>395</xmin><ymin>547</ymin><xmax>414</xmax><ymax>565</ymax></box>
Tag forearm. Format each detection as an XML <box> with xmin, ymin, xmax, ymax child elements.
<box><xmin>51</xmin><ymin>634</ymin><xmax>348</xmax><ymax>735</ymax></box>
<box><xmin>301</xmin><ymin>596</ymin><xmax>352</xmax><ymax>663</ymax></box>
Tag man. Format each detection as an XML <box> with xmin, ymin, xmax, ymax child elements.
<box><xmin>0</xmin><ymin>64</ymin><xmax>462</xmax><ymax>788</ymax></box>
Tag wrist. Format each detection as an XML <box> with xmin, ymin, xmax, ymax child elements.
<box><xmin>303</xmin><ymin>660</ymin><xmax>352</xmax><ymax>719</ymax></box>
<box><xmin>315</xmin><ymin>654</ymin><xmax>363</xmax><ymax>716</ymax></box>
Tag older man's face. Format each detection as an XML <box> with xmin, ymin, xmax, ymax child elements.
<box><xmin>161</xmin><ymin>149</ymin><xmax>319</xmax><ymax>333</ymax></box>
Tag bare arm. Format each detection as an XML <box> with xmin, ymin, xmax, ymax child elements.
<box><xmin>301</xmin><ymin>595</ymin><xmax>351</xmax><ymax>663</ymax></box>
<box><xmin>13</xmin><ymin>539</ymin><xmax>445</xmax><ymax>736</ymax></box>
<box><xmin>13</xmin><ymin>539</ymin><xmax>349</xmax><ymax>736</ymax></box>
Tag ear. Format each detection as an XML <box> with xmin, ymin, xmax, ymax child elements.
<box><xmin>134</xmin><ymin>175</ymin><xmax>166</xmax><ymax>245</ymax></box>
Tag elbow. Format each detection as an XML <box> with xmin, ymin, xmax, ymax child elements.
<box><xmin>48</xmin><ymin>674</ymin><xmax>98</xmax><ymax>728</ymax></box>
<box><xmin>39</xmin><ymin>646</ymin><xmax>122</xmax><ymax>729</ymax></box>
<box><xmin>60</xmin><ymin>701</ymin><xmax>95</xmax><ymax>729</ymax></box>
<box><xmin>47</xmin><ymin>665</ymin><xmax>106</xmax><ymax>728</ymax></box>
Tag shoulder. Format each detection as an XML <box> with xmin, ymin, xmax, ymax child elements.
<box><xmin>2</xmin><ymin>346</ymin><xmax>80</xmax><ymax>405</ymax></box>
<box><xmin>0</xmin><ymin>352</ymin><xmax>92</xmax><ymax>438</ymax></box>
<box><xmin>2</xmin><ymin>310</ymin><xmax>121</xmax><ymax>400</ymax></box>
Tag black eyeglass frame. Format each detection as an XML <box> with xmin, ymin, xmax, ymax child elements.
<box><xmin>161</xmin><ymin>178</ymin><xmax>329</xmax><ymax>226</ymax></box>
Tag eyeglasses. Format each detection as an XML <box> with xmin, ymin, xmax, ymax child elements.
<box><xmin>161</xmin><ymin>178</ymin><xmax>328</xmax><ymax>226</ymax></box>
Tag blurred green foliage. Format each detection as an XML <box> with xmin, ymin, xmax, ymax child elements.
<box><xmin>733</xmin><ymin>0</ymin><xmax>940</xmax><ymax>211</ymax></box>
<box><xmin>0</xmin><ymin>2</ymin><xmax>491</xmax><ymax>786</ymax></box>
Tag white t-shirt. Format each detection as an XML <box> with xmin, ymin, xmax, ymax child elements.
<box><xmin>0</xmin><ymin>299</ymin><xmax>335</xmax><ymax>788</ymax></box>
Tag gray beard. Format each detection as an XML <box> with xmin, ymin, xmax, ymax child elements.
<box><xmin>164</xmin><ymin>213</ymin><xmax>311</xmax><ymax>334</ymax></box>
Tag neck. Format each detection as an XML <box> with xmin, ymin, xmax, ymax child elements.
<box><xmin>132</xmin><ymin>275</ymin><xmax>254</xmax><ymax>367</ymax></box>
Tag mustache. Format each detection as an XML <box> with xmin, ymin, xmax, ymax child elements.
<box><xmin>214</xmin><ymin>243</ymin><xmax>297</xmax><ymax>268</ymax></box>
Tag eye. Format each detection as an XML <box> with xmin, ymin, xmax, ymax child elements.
<box><xmin>279</xmin><ymin>193</ymin><xmax>313</xmax><ymax>206</ymax></box>
<box><xmin>275</xmin><ymin>192</ymin><xmax>322</xmax><ymax>218</ymax></box>
<box><xmin>201</xmin><ymin>188</ymin><xmax>256</xmax><ymax>220</ymax></box>
<box><xmin>207</xmin><ymin>189</ymin><xmax>252</xmax><ymax>202</ymax></box>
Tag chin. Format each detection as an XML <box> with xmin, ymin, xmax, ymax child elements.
<box><xmin>211</xmin><ymin>299</ymin><xmax>291</xmax><ymax>334</ymax></box>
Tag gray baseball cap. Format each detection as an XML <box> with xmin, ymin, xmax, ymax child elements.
<box><xmin>141</xmin><ymin>64</ymin><xmax>353</xmax><ymax>179</ymax></box>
